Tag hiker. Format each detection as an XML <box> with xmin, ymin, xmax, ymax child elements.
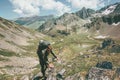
<box><xmin>37</xmin><ymin>40</ymin><xmax>57</xmax><ymax>79</ymax></box>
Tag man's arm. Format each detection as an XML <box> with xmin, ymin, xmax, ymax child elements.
<box><xmin>50</xmin><ymin>50</ymin><xmax>57</xmax><ymax>58</ymax></box>
<box><xmin>48</xmin><ymin>45</ymin><xmax>57</xmax><ymax>58</ymax></box>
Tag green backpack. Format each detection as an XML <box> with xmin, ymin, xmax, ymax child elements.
<box><xmin>39</xmin><ymin>40</ymin><xmax>50</xmax><ymax>50</ymax></box>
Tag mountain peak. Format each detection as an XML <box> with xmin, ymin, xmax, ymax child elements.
<box><xmin>75</xmin><ymin>7</ymin><xmax>95</xmax><ymax>19</ymax></box>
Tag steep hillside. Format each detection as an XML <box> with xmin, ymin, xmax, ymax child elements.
<box><xmin>14</xmin><ymin>15</ymin><xmax>54</xmax><ymax>29</ymax></box>
<box><xmin>83</xmin><ymin>17</ymin><xmax>120</xmax><ymax>40</ymax></box>
<box><xmin>83</xmin><ymin>2</ymin><xmax>120</xmax><ymax>40</ymax></box>
<box><xmin>0</xmin><ymin>17</ymin><xmax>44</xmax><ymax>53</ymax></box>
<box><xmin>1</xmin><ymin>2</ymin><xmax>120</xmax><ymax>80</ymax></box>
<box><xmin>0</xmin><ymin>17</ymin><xmax>45</xmax><ymax>79</ymax></box>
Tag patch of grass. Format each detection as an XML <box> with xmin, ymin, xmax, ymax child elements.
<box><xmin>0</xmin><ymin>56</ymin><xmax>9</xmax><ymax>61</ymax></box>
<box><xmin>34</xmin><ymin>64</ymin><xmax>40</xmax><ymax>69</ymax></box>
<box><xmin>43</xmin><ymin>33</ymin><xmax>102</xmax><ymax>77</ymax></box>
<box><xmin>0</xmin><ymin>33</ymin><xmax>5</xmax><ymax>38</ymax></box>
<box><xmin>4</xmin><ymin>65</ymin><xmax>14</xmax><ymax>69</ymax></box>
<box><xmin>22</xmin><ymin>39</ymin><xmax>40</xmax><ymax>57</ymax></box>
<box><xmin>64</xmin><ymin>55</ymin><xmax>96</xmax><ymax>76</ymax></box>
<box><xmin>0</xmin><ymin>74</ymin><xmax>13</xmax><ymax>80</ymax></box>
<box><xmin>0</xmin><ymin>49</ymin><xmax>17</xmax><ymax>57</ymax></box>
<box><xmin>0</xmin><ymin>23</ymin><xmax>7</xmax><ymax>30</ymax></box>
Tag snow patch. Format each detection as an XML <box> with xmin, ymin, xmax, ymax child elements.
<box><xmin>82</xmin><ymin>44</ymin><xmax>90</xmax><ymax>48</ymax></box>
<box><xmin>112</xmin><ymin>22</ymin><xmax>120</xmax><ymax>26</ymax></box>
<box><xmin>97</xmin><ymin>30</ymin><xmax>100</xmax><ymax>33</ymax></box>
<box><xmin>102</xmin><ymin>5</ymin><xmax>117</xmax><ymax>15</ymax></box>
<box><xmin>85</xmin><ymin>29</ymin><xmax>88</xmax><ymax>32</ymax></box>
<box><xmin>94</xmin><ymin>35</ymin><xmax>109</xmax><ymax>39</ymax></box>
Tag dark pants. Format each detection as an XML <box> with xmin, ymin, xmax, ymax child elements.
<box><xmin>39</xmin><ymin>57</ymin><xmax>48</xmax><ymax>77</ymax></box>
<box><xmin>37</xmin><ymin>51</ymin><xmax>49</xmax><ymax>78</ymax></box>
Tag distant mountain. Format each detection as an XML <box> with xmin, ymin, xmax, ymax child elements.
<box><xmin>83</xmin><ymin>2</ymin><xmax>120</xmax><ymax>40</ymax></box>
<box><xmin>38</xmin><ymin>13</ymin><xmax>87</xmax><ymax>36</ymax></box>
<box><xmin>75</xmin><ymin>7</ymin><xmax>95</xmax><ymax>19</ymax></box>
<box><xmin>114</xmin><ymin>3</ymin><xmax>120</xmax><ymax>13</ymax></box>
<box><xmin>14</xmin><ymin>15</ymin><xmax>54</xmax><ymax>29</ymax></box>
<box><xmin>37</xmin><ymin>7</ymin><xmax>95</xmax><ymax>36</ymax></box>
<box><xmin>37</xmin><ymin>2</ymin><xmax>120</xmax><ymax>38</ymax></box>
<box><xmin>98</xmin><ymin>2</ymin><xmax>120</xmax><ymax>15</ymax></box>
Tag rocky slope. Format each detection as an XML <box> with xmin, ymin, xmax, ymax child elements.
<box><xmin>0</xmin><ymin>17</ymin><xmax>45</xmax><ymax>79</ymax></box>
<box><xmin>38</xmin><ymin>13</ymin><xmax>87</xmax><ymax>36</ymax></box>
<box><xmin>0</xmin><ymin>17</ymin><xmax>44</xmax><ymax>53</ymax></box>
<box><xmin>33</xmin><ymin>3</ymin><xmax>120</xmax><ymax>80</ymax></box>
<box><xmin>83</xmin><ymin>2</ymin><xmax>120</xmax><ymax>40</ymax></box>
<box><xmin>37</xmin><ymin>2</ymin><xmax>120</xmax><ymax>38</ymax></box>
<box><xmin>1</xmin><ymin>2</ymin><xmax>120</xmax><ymax>80</ymax></box>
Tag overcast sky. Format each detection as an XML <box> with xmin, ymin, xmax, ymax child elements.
<box><xmin>0</xmin><ymin>0</ymin><xmax>120</xmax><ymax>19</ymax></box>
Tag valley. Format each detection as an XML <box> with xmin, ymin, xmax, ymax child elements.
<box><xmin>0</xmin><ymin>2</ymin><xmax>120</xmax><ymax>80</ymax></box>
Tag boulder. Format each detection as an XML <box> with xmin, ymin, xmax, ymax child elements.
<box><xmin>96</xmin><ymin>61</ymin><xmax>113</xmax><ymax>69</ymax></box>
<box><xmin>87</xmin><ymin>67</ymin><xmax>115</xmax><ymax>80</ymax></box>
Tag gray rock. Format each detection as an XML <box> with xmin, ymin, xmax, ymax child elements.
<box><xmin>87</xmin><ymin>67</ymin><xmax>115</xmax><ymax>80</ymax></box>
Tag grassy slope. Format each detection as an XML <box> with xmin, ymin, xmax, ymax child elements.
<box><xmin>0</xmin><ymin>31</ymin><xmax>120</xmax><ymax>79</ymax></box>
<box><xmin>42</xmin><ymin>33</ymin><xmax>120</xmax><ymax>77</ymax></box>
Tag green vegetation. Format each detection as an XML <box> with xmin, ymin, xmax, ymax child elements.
<box><xmin>1</xmin><ymin>31</ymin><xmax>120</xmax><ymax>79</ymax></box>
<box><xmin>0</xmin><ymin>56</ymin><xmax>8</xmax><ymax>61</ymax></box>
<box><xmin>0</xmin><ymin>74</ymin><xmax>14</xmax><ymax>80</ymax></box>
<box><xmin>0</xmin><ymin>50</ymin><xmax>17</xmax><ymax>57</ymax></box>
<box><xmin>0</xmin><ymin>33</ymin><xmax>5</xmax><ymax>38</ymax></box>
<box><xmin>42</xmin><ymin>33</ymin><xmax>120</xmax><ymax>77</ymax></box>
<box><xmin>41</xmin><ymin>33</ymin><xmax>99</xmax><ymax>76</ymax></box>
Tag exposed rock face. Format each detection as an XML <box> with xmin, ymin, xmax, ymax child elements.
<box><xmin>101</xmin><ymin>38</ymin><xmax>115</xmax><ymax>49</ymax></box>
<box><xmin>75</xmin><ymin>7</ymin><xmax>95</xmax><ymax>19</ymax></box>
<box><xmin>87</xmin><ymin>67</ymin><xmax>115</xmax><ymax>80</ymax></box>
<box><xmin>109</xmin><ymin>44</ymin><xmax>120</xmax><ymax>53</ymax></box>
<box><xmin>113</xmin><ymin>3</ymin><xmax>120</xmax><ymax>14</ymax></box>
<box><xmin>96</xmin><ymin>61</ymin><xmax>113</xmax><ymax>69</ymax></box>
<box><xmin>100</xmin><ymin>38</ymin><xmax>120</xmax><ymax>53</ymax></box>
<box><xmin>102</xmin><ymin>13</ymin><xmax>120</xmax><ymax>25</ymax></box>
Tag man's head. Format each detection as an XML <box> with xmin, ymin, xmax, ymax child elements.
<box><xmin>39</xmin><ymin>40</ymin><xmax>44</xmax><ymax>44</ymax></box>
<box><xmin>39</xmin><ymin>40</ymin><xmax>51</xmax><ymax>48</ymax></box>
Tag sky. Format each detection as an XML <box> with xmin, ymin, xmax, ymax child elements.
<box><xmin>0</xmin><ymin>0</ymin><xmax>120</xmax><ymax>19</ymax></box>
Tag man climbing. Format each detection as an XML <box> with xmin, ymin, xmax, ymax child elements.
<box><xmin>37</xmin><ymin>40</ymin><xmax>57</xmax><ymax>80</ymax></box>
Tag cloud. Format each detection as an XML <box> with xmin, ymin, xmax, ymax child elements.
<box><xmin>9</xmin><ymin>0</ymin><xmax>40</xmax><ymax>17</ymax></box>
<box><xmin>9</xmin><ymin>0</ymin><xmax>71</xmax><ymax>17</ymax></box>
<box><xmin>66</xmin><ymin>0</ymin><xmax>106</xmax><ymax>10</ymax></box>
<box><xmin>40</xmin><ymin>0</ymin><xmax>71</xmax><ymax>16</ymax></box>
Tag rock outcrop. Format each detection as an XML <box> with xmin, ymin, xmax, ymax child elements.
<box><xmin>87</xmin><ymin>67</ymin><xmax>115</xmax><ymax>80</ymax></box>
<box><xmin>75</xmin><ymin>7</ymin><xmax>95</xmax><ymax>19</ymax></box>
